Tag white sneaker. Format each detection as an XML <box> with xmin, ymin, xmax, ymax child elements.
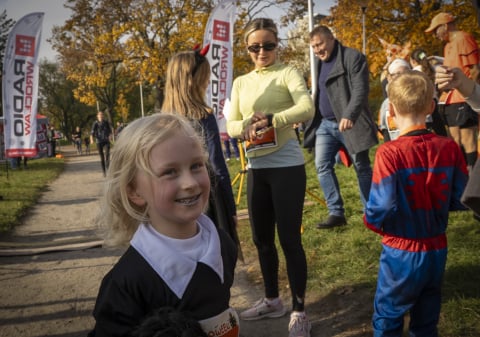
<box><xmin>288</xmin><ymin>311</ymin><xmax>311</xmax><ymax>337</ymax></box>
<box><xmin>239</xmin><ymin>297</ymin><xmax>286</xmax><ymax>321</ymax></box>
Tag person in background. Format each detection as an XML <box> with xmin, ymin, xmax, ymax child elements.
<box><xmin>88</xmin><ymin>113</ymin><xmax>238</xmax><ymax>337</ymax></box>
<box><xmin>410</xmin><ymin>49</ymin><xmax>435</xmax><ymax>77</ymax></box>
<box><xmin>364</xmin><ymin>71</ymin><xmax>468</xmax><ymax>337</ymax></box>
<box><xmin>115</xmin><ymin>121</ymin><xmax>124</xmax><ymax>139</ymax></box>
<box><xmin>304</xmin><ymin>25</ymin><xmax>378</xmax><ymax>229</ymax></box>
<box><xmin>48</xmin><ymin>125</ymin><xmax>56</xmax><ymax>157</ymax></box>
<box><xmin>226</xmin><ymin>17</ymin><xmax>314</xmax><ymax>337</ymax></box>
<box><xmin>378</xmin><ymin>58</ymin><xmax>412</xmax><ymax>142</ymax></box>
<box><xmin>410</xmin><ymin>48</ymin><xmax>447</xmax><ymax>136</ymax></box>
<box><xmin>223</xmin><ymin>136</ymin><xmax>240</xmax><ymax>162</ymax></box>
<box><xmin>161</xmin><ymin>47</ymin><xmax>240</xmax><ymax>251</ymax></box>
<box><xmin>10</xmin><ymin>156</ymin><xmax>28</xmax><ymax>170</ymax></box>
<box><xmin>436</xmin><ymin>66</ymin><xmax>480</xmax><ymax>112</ymax></box>
<box><xmin>72</xmin><ymin>126</ymin><xmax>83</xmax><ymax>155</ymax></box>
<box><xmin>90</xmin><ymin>111</ymin><xmax>112</xmax><ymax>177</ymax></box>
<box><xmin>436</xmin><ymin>66</ymin><xmax>480</xmax><ymax>218</ymax></box>
<box><xmin>84</xmin><ymin>136</ymin><xmax>91</xmax><ymax>155</ymax></box>
<box><xmin>425</xmin><ymin>12</ymin><xmax>479</xmax><ymax>171</ymax></box>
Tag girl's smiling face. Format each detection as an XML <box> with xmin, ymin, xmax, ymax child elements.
<box><xmin>129</xmin><ymin>130</ymin><xmax>210</xmax><ymax>239</ymax></box>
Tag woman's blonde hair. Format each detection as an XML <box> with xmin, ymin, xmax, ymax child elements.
<box><xmin>387</xmin><ymin>71</ymin><xmax>434</xmax><ymax>117</ymax></box>
<box><xmin>162</xmin><ymin>51</ymin><xmax>211</xmax><ymax>120</ymax></box>
<box><xmin>97</xmin><ymin>113</ymin><xmax>207</xmax><ymax>247</ymax></box>
<box><xmin>243</xmin><ymin>18</ymin><xmax>278</xmax><ymax>43</ymax></box>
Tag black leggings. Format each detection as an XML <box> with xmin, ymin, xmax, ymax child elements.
<box><xmin>247</xmin><ymin>165</ymin><xmax>308</xmax><ymax>311</ymax></box>
<box><xmin>96</xmin><ymin>141</ymin><xmax>110</xmax><ymax>174</ymax></box>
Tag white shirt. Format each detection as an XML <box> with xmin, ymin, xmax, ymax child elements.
<box><xmin>130</xmin><ymin>214</ymin><xmax>224</xmax><ymax>298</ymax></box>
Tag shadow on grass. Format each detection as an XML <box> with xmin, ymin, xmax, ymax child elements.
<box><xmin>306</xmin><ymin>283</ymin><xmax>374</xmax><ymax>337</ymax></box>
<box><xmin>443</xmin><ymin>262</ymin><xmax>480</xmax><ymax>300</ymax></box>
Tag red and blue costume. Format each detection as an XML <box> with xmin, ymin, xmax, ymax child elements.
<box><xmin>364</xmin><ymin>127</ymin><xmax>468</xmax><ymax>337</ymax></box>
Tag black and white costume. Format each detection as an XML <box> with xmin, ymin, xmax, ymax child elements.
<box><xmin>88</xmin><ymin>214</ymin><xmax>238</xmax><ymax>337</ymax></box>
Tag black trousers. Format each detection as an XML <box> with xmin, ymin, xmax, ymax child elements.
<box><xmin>246</xmin><ymin>164</ymin><xmax>308</xmax><ymax>311</ymax></box>
<box><xmin>96</xmin><ymin>141</ymin><xmax>110</xmax><ymax>174</ymax></box>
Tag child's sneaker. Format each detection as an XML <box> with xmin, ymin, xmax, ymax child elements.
<box><xmin>239</xmin><ymin>297</ymin><xmax>286</xmax><ymax>321</ymax></box>
<box><xmin>288</xmin><ymin>311</ymin><xmax>311</xmax><ymax>337</ymax></box>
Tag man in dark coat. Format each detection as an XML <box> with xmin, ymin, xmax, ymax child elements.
<box><xmin>90</xmin><ymin>111</ymin><xmax>112</xmax><ymax>177</ymax></box>
<box><xmin>304</xmin><ymin>25</ymin><xmax>378</xmax><ymax>229</ymax></box>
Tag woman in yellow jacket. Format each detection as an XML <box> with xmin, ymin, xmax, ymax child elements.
<box><xmin>226</xmin><ymin>17</ymin><xmax>314</xmax><ymax>337</ymax></box>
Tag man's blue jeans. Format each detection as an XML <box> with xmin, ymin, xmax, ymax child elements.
<box><xmin>314</xmin><ymin>119</ymin><xmax>372</xmax><ymax>216</ymax></box>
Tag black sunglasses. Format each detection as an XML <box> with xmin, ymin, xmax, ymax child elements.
<box><xmin>247</xmin><ymin>42</ymin><xmax>277</xmax><ymax>53</ymax></box>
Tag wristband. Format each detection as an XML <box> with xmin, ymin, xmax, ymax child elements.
<box><xmin>267</xmin><ymin>114</ymin><xmax>273</xmax><ymax>127</ymax></box>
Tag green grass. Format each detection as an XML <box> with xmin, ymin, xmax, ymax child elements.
<box><xmin>0</xmin><ymin>157</ymin><xmax>64</xmax><ymax>232</ymax></box>
<box><xmin>228</xmin><ymin>146</ymin><xmax>480</xmax><ymax>337</ymax></box>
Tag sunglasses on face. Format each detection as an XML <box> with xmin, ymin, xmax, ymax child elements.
<box><xmin>247</xmin><ymin>42</ymin><xmax>277</xmax><ymax>53</ymax></box>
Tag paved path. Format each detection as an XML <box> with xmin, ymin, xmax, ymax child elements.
<box><xmin>0</xmin><ymin>146</ymin><xmax>123</xmax><ymax>337</ymax></box>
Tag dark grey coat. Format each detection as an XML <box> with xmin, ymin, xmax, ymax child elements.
<box><xmin>303</xmin><ymin>41</ymin><xmax>378</xmax><ymax>154</ymax></box>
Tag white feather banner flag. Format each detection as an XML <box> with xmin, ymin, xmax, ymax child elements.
<box><xmin>2</xmin><ymin>12</ymin><xmax>44</xmax><ymax>158</ymax></box>
<box><xmin>203</xmin><ymin>1</ymin><xmax>236</xmax><ymax>139</ymax></box>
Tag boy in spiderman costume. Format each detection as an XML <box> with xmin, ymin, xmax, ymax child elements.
<box><xmin>364</xmin><ymin>71</ymin><xmax>468</xmax><ymax>337</ymax></box>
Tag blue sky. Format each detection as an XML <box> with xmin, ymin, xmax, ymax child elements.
<box><xmin>1</xmin><ymin>0</ymin><xmax>336</xmax><ymax>61</ymax></box>
<box><xmin>314</xmin><ymin>0</ymin><xmax>336</xmax><ymax>15</ymax></box>
<box><xmin>1</xmin><ymin>0</ymin><xmax>72</xmax><ymax>61</ymax></box>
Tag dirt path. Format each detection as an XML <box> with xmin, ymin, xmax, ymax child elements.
<box><xmin>0</xmin><ymin>146</ymin><xmax>372</xmax><ymax>337</ymax></box>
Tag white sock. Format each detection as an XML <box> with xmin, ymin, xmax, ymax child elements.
<box><xmin>291</xmin><ymin>311</ymin><xmax>306</xmax><ymax>318</ymax></box>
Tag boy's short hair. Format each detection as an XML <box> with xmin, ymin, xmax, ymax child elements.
<box><xmin>387</xmin><ymin>71</ymin><xmax>434</xmax><ymax>117</ymax></box>
<box><xmin>130</xmin><ymin>307</ymin><xmax>207</xmax><ymax>337</ymax></box>
<box><xmin>309</xmin><ymin>25</ymin><xmax>334</xmax><ymax>40</ymax></box>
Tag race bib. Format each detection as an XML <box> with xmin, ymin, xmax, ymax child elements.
<box><xmin>198</xmin><ymin>307</ymin><xmax>240</xmax><ymax>337</ymax></box>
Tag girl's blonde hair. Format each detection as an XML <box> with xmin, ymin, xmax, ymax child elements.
<box><xmin>162</xmin><ymin>51</ymin><xmax>211</xmax><ymax>120</ymax></box>
<box><xmin>243</xmin><ymin>18</ymin><xmax>278</xmax><ymax>43</ymax></box>
<box><xmin>97</xmin><ymin>113</ymin><xmax>207</xmax><ymax>247</ymax></box>
<box><xmin>387</xmin><ymin>71</ymin><xmax>434</xmax><ymax>117</ymax></box>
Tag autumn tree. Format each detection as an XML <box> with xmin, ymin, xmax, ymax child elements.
<box><xmin>0</xmin><ymin>10</ymin><xmax>15</xmax><ymax>115</ymax></box>
<box><xmin>50</xmin><ymin>0</ymin><xmax>125</xmax><ymax>123</ymax></box>
<box><xmin>0</xmin><ymin>10</ymin><xmax>14</xmax><ymax>73</ymax></box>
<box><xmin>38</xmin><ymin>60</ymin><xmax>92</xmax><ymax>139</ymax></box>
<box><xmin>50</xmin><ymin>0</ymin><xmax>215</xmax><ymax>123</ymax></box>
<box><xmin>325</xmin><ymin>0</ymin><xmax>479</xmax><ymax>77</ymax></box>
<box><xmin>50</xmin><ymin>0</ymin><xmax>317</xmax><ymax>123</ymax></box>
